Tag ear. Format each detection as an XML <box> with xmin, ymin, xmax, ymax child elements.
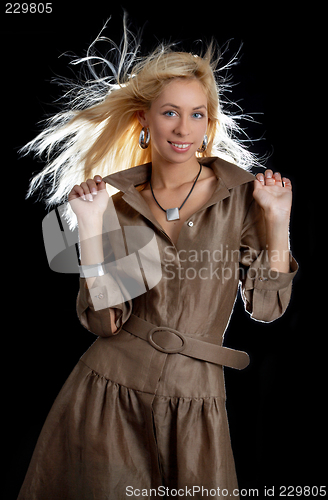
<box><xmin>136</xmin><ymin>110</ymin><xmax>149</xmax><ymax>127</ymax></box>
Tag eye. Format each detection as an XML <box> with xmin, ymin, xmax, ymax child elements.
<box><xmin>192</xmin><ymin>112</ymin><xmax>204</xmax><ymax>119</ymax></box>
<box><xmin>164</xmin><ymin>110</ymin><xmax>177</xmax><ymax>117</ymax></box>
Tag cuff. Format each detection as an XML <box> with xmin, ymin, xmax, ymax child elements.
<box><xmin>77</xmin><ymin>273</ymin><xmax>132</xmax><ymax>336</ymax></box>
<box><xmin>88</xmin><ymin>273</ymin><xmax>125</xmax><ymax>312</ymax></box>
<box><xmin>244</xmin><ymin>253</ymin><xmax>298</xmax><ymax>292</ymax></box>
<box><xmin>242</xmin><ymin>252</ymin><xmax>298</xmax><ymax>323</ymax></box>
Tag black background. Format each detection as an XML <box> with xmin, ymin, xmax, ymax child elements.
<box><xmin>2</xmin><ymin>2</ymin><xmax>323</xmax><ymax>499</ymax></box>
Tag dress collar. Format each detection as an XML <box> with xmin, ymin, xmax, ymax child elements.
<box><xmin>103</xmin><ymin>156</ymin><xmax>254</xmax><ymax>193</ymax></box>
<box><xmin>102</xmin><ymin>157</ymin><xmax>254</xmax><ymax>230</ymax></box>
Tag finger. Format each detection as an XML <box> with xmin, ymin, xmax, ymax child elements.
<box><xmin>80</xmin><ymin>182</ymin><xmax>93</xmax><ymax>201</ymax></box>
<box><xmin>255</xmin><ymin>173</ymin><xmax>265</xmax><ymax>185</ymax></box>
<box><xmin>86</xmin><ymin>178</ymin><xmax>98</xmax><ymax>196</ymax></box>
<box><xmin>273</xmin><ymin>171</ymin><xmax>283</xmax><ymax>187</ymax></box>
<box><xmin>282</xmin><ymin>177</ymin><xmax>292</xmax><ymax>190</ymax></box>
<box><xmin>68</xmin><ymin>185</ymin><xmax>86</xmax><ymax>201</ymax></box>
<box><xmin>264</xmin><ymin>169</ymin><xmax>275</xmax><ymax>185</ymax></box>
<box><xmin>94</xmin><ymin>175</ymin><xmax>106</xmax><ymax>191</ymax></box>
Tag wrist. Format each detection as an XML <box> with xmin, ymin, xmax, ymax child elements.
<box><xmin>77</xmin><ymin>215</ymin><xmax>103</xmax><ymax>236</ymax></box>
<box><xmin>264</xmin><ymin>207</ymin><xmax>290</xmax><ymax>225</ymax></box>
<box><xmin>77</xmin><ymin>212</ymin><xmax>104</xmax><ymax>225</ymax></box>
<box><xmin>79</xmin><ymin>262</ymin><xmax>106</xmax><ymax>278</ymax></box>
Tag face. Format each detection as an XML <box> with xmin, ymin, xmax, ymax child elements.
<box><xmin>137</xmin><ymin>78</ymin><xmax>208</xmax><ymax>164</ymax></box>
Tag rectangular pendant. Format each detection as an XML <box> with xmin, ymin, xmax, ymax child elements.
<box><xmin>166</xmin><ymin>207</ymin><xmax>180</xmax><ymax>221</ymax></box>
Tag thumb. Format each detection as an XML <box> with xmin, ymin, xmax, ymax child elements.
<box><xmin>94</xmin><ymin>175</ymin><xmax>106</xmax><ymax>191</ymax></box>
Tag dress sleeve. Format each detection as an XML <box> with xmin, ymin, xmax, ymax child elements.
<box><xmin>77</xmin><ymin>273</ymin><xmax>133</xmax><ymax>337</ymax></box>
<box><xmin>239</xmin><ymin>198</ymin><xmax>298</xmax><ymax>323</ymax></box>
<box><xmin>76</xmin><ymin>231</ymin><xmax>133</xmax><ymax>337</ymax></box>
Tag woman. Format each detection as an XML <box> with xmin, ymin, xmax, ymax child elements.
<box><xmin>19</xmin><ymin>27</ymin><xmax>297</xmax><ymax>500</ymax></box>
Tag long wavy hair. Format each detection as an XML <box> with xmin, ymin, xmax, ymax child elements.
<box><xmin>22</xmin><ymin>16</ymin><xmax>258</xmax><ymax>225</ymax></box>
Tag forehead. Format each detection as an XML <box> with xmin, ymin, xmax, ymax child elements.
<box><xmin>155</xmin><ymin>78</ymin><xmax>207</xmax><ymax>107</ymax></box>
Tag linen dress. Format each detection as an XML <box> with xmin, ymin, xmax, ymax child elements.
<box><xmin>18</xmin><ymin>157</ymin><xmax>298</xmax><ymax>500</ymax></box>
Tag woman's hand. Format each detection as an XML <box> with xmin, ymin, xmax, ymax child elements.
<box><xmin>68</xmin><ymin>175</ymin><xmax>109</xmax><ymax>220</ymax></box>
<box><xmin>254</xmin><ymin>169</ymin><xmax>293</xmax><ymax>273</ymax></box>
<box><xmin>253</xmin><ymin>169</ymin><xmax>293</xmax><ymax>220</ymax></box>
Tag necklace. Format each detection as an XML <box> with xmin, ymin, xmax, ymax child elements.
<box><xmin>150</xmin><ymin>164</ymin><xmax>203</xmax><ymax>221</ymax></box>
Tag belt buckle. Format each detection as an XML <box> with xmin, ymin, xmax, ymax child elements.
<box><xmin>147</xmin><ymin>327</ymin><xmax>185</xmax><ymax>354</ymax></box>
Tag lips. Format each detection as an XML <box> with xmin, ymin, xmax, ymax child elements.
<box><xmin>168</xmin><ymin>141</ymin><xmax>192</xmax><ymax>152</ymax></box>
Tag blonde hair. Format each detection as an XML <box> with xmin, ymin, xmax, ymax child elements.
<box><xmin>22</xmin><ymin>19</ymin><xmax>258</xmax><ymax>221</ymax></box>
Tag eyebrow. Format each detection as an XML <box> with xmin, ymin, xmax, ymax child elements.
<box><xmin>160</xmin><ymin>103</ymin><xmax>207</xmax><ymax>110</ymax></box>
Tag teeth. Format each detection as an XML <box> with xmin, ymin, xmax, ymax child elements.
<box><xmin>171</xmin><ymin>143</ymin><xmax>190</xmax><ymax>149</ymax></box>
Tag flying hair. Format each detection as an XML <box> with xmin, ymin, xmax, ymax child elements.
<box><xmin>22</xmin><ymin>15</ymin><xmax>260</xmax><ymax>227</ymax></box>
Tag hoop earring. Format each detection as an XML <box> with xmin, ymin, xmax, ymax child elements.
<box><xmin>139</xmin><ymin>127</ymin><xmax>150</xmax><ymax>149</ymax></box>
<box><xmin>197</xmin><ymin>134</ymin><xmax>208</xmax><ymax>153</ymax></box>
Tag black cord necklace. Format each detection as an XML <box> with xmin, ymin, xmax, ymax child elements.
<box><xmin>150</xmin><ymin>164</ymin><xmax>203</xmax><ymax>221</ymax></box>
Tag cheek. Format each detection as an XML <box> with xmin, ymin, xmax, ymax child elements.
<box><xmin>191</xmin><ymin>123</ymin><xmax>207</xmax><ymax>147</ymax></box>
<box><xmin>150</xmin><ymin>120</ymin><xmax>170</xmax><ymax>143</ymax></box>
<box><xmin>199</xmin><ymin>118</ymin><xmax>208</xmax><ymax>135</ymax></box>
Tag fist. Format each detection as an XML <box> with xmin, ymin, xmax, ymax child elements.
<box><xmin>68</xmin><ymin>175</ymin><xmax>109</xmax><ymax>219</ymax></box>
<box><xmin>253</xmin><ymin>169</ymin><xmax>293</xmax><ymax>219</ymax></box>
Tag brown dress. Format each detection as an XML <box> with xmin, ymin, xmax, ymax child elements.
<box><xmin>18</xmin><ymin>157</ymin><xmax>298</xmax><ymax>499</ymax></box>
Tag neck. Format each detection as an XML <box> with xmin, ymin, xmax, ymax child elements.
<box><xmin>150</xmin><ymin>153</ymin><xmax>201</xmax><ymax>189</ymax></box>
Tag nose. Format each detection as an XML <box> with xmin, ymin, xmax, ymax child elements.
<box><xmin>173</xmin><ymin>115</ymin><xmax>190</xmax><ymax>137</ymax></box>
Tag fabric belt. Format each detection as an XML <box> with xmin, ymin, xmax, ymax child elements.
<box><xmin>123</xmin><ymin>314</ymin><xmax>250</xmax><ymax>370</ymax></box>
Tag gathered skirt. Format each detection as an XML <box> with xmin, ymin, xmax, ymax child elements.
<box><xmin>18</xmin><ymin>328</ymin><xmax>240</xmax><ymax>499</ymax></box>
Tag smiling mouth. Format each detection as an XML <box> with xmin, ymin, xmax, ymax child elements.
<box><xmin>168</xmin><ymin>141</ymin><xmax>192</xmax><ymax>149</ymax></box>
